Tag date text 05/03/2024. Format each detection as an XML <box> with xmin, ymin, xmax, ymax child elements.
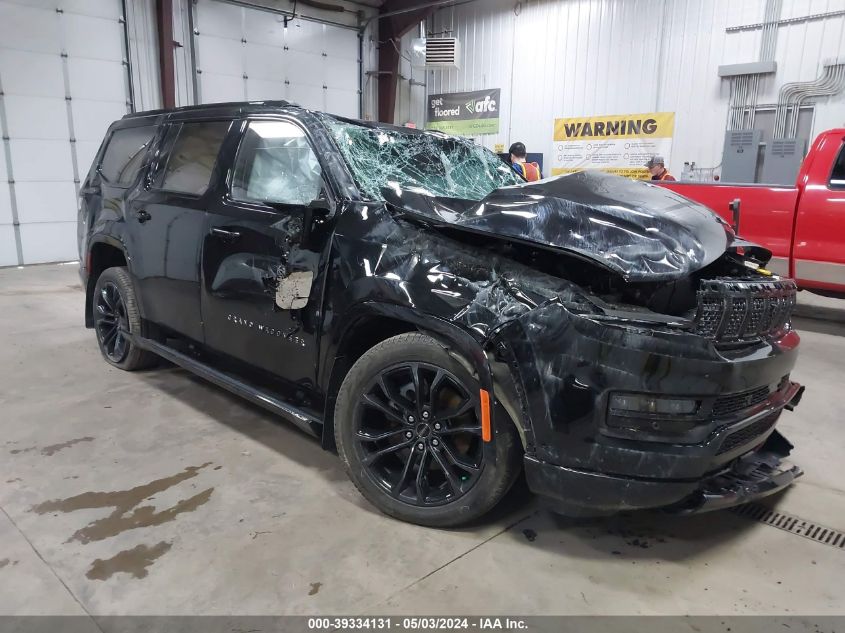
<box><xmin>307</xmin><ymin>617</ymin><xmax>529</xmax><ymax>630</ymax></box>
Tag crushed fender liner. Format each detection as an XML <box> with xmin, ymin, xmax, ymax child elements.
<box><xmin>671</xmin><ymin>430</ymin><xmax>803</xmax><ymax>513</ymax></box>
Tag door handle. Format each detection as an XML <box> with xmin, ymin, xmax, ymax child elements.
<box><xmin>210</xmin><ymin>227</ymin><xmax>241</xmax><ymax>242</ymax></box>
<box><xmin>136</xmin><ymin>209</ymin><xmax>151</xmax><ymax>224</ymax></box>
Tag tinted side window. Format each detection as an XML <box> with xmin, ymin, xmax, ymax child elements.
<box><xmin>100</xmin><ymin>125</ymin><xmax>156</xmax><ymax>186</ymax></box>
<box><xmin>830</xmin><ymin>143</ymin><xmax>845</xmax><ymax>189</ymax></box>
<box><xmin>161</xmin><ymin>121</ymin><xmax>230</xmax><ymax>195</ymax></box>
<box><xmin>231</xmin><ymin>120</ymin><xmax>322</xmax><ymax>205</ymax></box>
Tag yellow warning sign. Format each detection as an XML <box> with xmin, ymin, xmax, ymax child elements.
<box><xmin>551</xmin><ymin>112</ymin><xmax>675</xmax><ymax>179</ymax></box>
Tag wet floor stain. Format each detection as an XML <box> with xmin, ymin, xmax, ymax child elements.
<box><xmin>41</xmin><ymin>437</ymin><xmax>94</xmax><ymax>457</ymax></box>
<box><xmin>86</xmin><ymin>542</ymin><xmax>172</xmax><ymax>580</ymax></box>
<box><xmin>9</xmin><ymin>446</ymin><xmax>36</xmax><ymax>455</ymax></box>
<box><xmin>31</xmin><ymin>463</ymin><xmax>214</xmax><ymax>544</ymax></box>
<box><xmin>309</xmin><ymin>582</ymin><xmax>322</xmax><ymax>596</ymax></box>
<box><xmin>10</xmin><ymin>437</ymin><xmax>94</xmax><ymax>457</ymax></box>
<box><xmin>0</xmin><ymin>558</ymin><xmax>19</xmax><ymax>569</ymax></box>
<box><xmin>5</xmin><ymin>478</ymin><xmax>22</xmax><ymax>483</ymax></box>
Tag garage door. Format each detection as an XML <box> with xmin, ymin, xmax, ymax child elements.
<box><xmin>192</xmin><ymin>0</ymin><xmax>360</xmax><ymax>118</ymax></box>
<box><xmin>0</xmin><ymin>0</ymin><xmax>131</xmax><ymax>266</ymax></box>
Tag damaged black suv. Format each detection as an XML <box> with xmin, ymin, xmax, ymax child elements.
<box><xmin>78</xmin><ymin>101</ymin><xmax>804</xmax><ymax>526</ymax></box>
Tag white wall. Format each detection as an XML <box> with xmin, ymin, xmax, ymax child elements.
<box><xmin>187</xmin><ymin>0</ymin><xmax>360</xmax><ymax>117</ymax></box>
<box><xmin>411</xmin><ymin>0</ymin><xmax>845</xmax><ymax>177</ymax></box>
<box><xmin>125</xmin><ymin>0</ymin><xmax>162</xmax><ymax>113</ymax></box>
<box><xmin>0</xmin><ymin>0</ymin><xmax>140</xmax><ymax>266</ymax></box>
<box><xmin>173</xmin><ymin>0</ymin><xmax>379</xmax><ymax>115</ymax></box>
<box><xmin>394</xmin><ymin>25</ymin><xmax>428</xmax><ymax>126</ymax></box>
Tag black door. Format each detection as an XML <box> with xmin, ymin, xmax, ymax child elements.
<box><xmin>127</xmin><ymin>120</ymin><xmax>231</xmax><ymax>342</ymax></box>
<box><xmin>201</xmin><ymin>118</ymin><xmax>330</xmax><ymax>388</ymax></box>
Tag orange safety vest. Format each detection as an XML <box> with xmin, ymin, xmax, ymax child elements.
<box><xmin>513</xmin><ymin>161</ymin><xmax>541</xmax><ymax>182</ymax></box>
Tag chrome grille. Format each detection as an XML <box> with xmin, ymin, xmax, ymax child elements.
<box><xmin>694</xmin><ymin>279</ymin><xmax>797</xmax><ymax>342</ymax></box>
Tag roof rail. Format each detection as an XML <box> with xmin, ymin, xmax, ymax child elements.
<box><xmin>123</xmin><ymin>100</ymin><xmax>298</xmax><ymax>119</ymax></box>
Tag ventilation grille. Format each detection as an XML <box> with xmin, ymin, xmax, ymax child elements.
<box><xmin>728</xmin><ymin>130</ymin><xmax>756</xmax><ymax>148</ymax></box>
<box><xmin>713</xmin><ymin>385</ymin><xmax>773</xmax><ymax>418</ymax></box>
<box><xmin>731</xmin><ymin>503</ymin><xmax>845</xmax><ymax>550</ymax></box>
<box><xmin>716</xmin><ymin>412</ymin><xmax>778</xmax><ymax>455</ymax></box>
<box><xmin>425</xmin><ymin>38</ymin><xmax>460</xmax><ymax>68</ymax></box>
<box><xmin>771</xmin><ymin>139</ymin><xmax>799</xmax><ymax>157</ymax></box>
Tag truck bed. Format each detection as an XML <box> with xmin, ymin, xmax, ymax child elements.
<box><xmin>658</xmin><ymin>182</ymin><xmax>799</xmax><ymax>277</ymax></box>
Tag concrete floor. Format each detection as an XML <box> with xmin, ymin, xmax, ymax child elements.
<box><xmin>1</xmin><ymin>263</ymin><xmax>844</xmax><ymax>616</ymax></box>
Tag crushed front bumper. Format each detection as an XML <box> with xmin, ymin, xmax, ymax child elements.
<box><xmin>525</xmin><ymin>429</ymin><xmax>802</xmax><ymax>517</ymax></box>
<box><xmin>494</xmin><ymin>296</ymin><xmax>805</xmax><ymax>517</ymax></box>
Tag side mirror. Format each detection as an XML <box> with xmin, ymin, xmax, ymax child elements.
<box><xmin>728</xmin><ymin>198</ymin><xmax>741</xmax><ymax>233</ymax></box>
<box><xmin>301</xmin><ymin>195</ymin><xmax>333</xmax><ymax>243</ymax></box>
<box><xmin>307</xmin><ymin>196</ymin><xmax>332</xmax><ymax>216</ymax></box>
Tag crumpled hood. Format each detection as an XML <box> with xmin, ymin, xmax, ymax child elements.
<box><xmin>382</xmin><ymin>170</ymin><xmax>735</xmax><ymax>282</ymax></box>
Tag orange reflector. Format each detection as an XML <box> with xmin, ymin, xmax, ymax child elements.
<box><xmin>480</xmin><ymin>389</ymin><xmax>492</xmax><ymax>442</ymax></box>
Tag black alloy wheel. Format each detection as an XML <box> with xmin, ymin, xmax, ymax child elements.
<box><xmin>94</xmin><ymin>281</ymin><xmax>130</xmax><ymax>363</ymax></box>
<box><xmin>352</xmin><ymin>361</ymin><xmax>485</xmax><ymax>506</ymax></box>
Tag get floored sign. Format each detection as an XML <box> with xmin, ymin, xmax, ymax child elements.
<box><xmin>552</xmin><ymin>111</ymin><xmax>675</xmax><ymax>179</ymax></box>
<box><xmin>426</xmin><ymin>88</ymin><xmax>501</xmax><ymax>136</ymax></box>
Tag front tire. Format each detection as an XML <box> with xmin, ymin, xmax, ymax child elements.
<box><xmin>335</xmin><ymin>333</ymin><xmax>521</xmax><ymax>527</ymax></box>
<box><xmin>92</xmin><ymin>266</ymin><xmax>157</xmax><ymax>371</ymax></box>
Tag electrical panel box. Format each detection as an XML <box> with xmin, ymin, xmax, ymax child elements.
<box><xmin>761</xmin><ymin>137</ymin><xmax>808</xmax><ymax>185</ymax></box>
<box><xmin>721</xmin><ymin>130</ymin><xmax>762</xmax><ymax>183</ymax></box>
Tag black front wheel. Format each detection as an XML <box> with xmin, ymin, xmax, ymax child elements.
<box><xmin>335</xmin><ymin>333</ymin><xmax>521</xmax><ymax>527</ymax></box>
<box><xmin>92</xmin><ymin>267</ymin><xmax>157</xmax><ymax>371</ymax></box>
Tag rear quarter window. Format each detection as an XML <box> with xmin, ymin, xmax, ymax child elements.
<box><xmin>99</xmin><ymin>125</ymin><xmax>157</xmax><ymax>186</ymax></box>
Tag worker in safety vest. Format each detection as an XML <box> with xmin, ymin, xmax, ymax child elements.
<box><xmin>508</xmin><ymin>142</ymin><xmax>541</xmax><ymax>182</ymax></box>
<box><xmin>646</xmin><ymin>155</ymin><xmax>676</xmax><ymax>181</ymax></box>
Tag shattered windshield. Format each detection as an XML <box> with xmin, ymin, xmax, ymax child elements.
<box><xmin>323</xmin><ymin>116</ymin><xmax>521</xmax><ymax>202</ymax></box>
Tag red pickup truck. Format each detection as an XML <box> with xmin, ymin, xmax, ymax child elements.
<box><xmin>659</xmin><ymin>128</ymin><xmax>845</xmax><ymax>297</ymax></box>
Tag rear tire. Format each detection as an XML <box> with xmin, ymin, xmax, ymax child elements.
<box><xmin>335</xmin><ymin>332</ymin><xmax>521</xmax><ymax>527</ymax></box>
<box><xmin>92</xmin><ymin>266</ymin><xmax>157</xmax><ymax>371</ymax></box>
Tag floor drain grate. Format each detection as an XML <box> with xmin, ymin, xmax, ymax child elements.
<box><xmin>731</xmin><ymin>502</ymin><xmax>845</xmax><ymax>550</ymax></box>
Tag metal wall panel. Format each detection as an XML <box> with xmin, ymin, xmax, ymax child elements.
<box><xmin>0</xmin><ymin>148</ymin><xmax>14</xmax><ymax>266</ymax></box>
<box><xmin>192</xmin><ymin>0</ymin><xmax>360</xmax><ymax>118</ymax></box>
<box><xmin>125</xmin><ymin>0</ymin><xmax>162</xmax><ymax>112</ymax></box>
<box><xmin>417</xmin><ymin>0</ymin><xmax>845</xmax><ymax>177</ymax></box>
<box><xmin>170</xmin><ymin>0</ymin><xmax>378</xmax><ymax>116</ymax></box>
<box><xmin>0</xmin><ymin>0</ymin><xmax>131</xmax><ymax>265</ymax></box>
